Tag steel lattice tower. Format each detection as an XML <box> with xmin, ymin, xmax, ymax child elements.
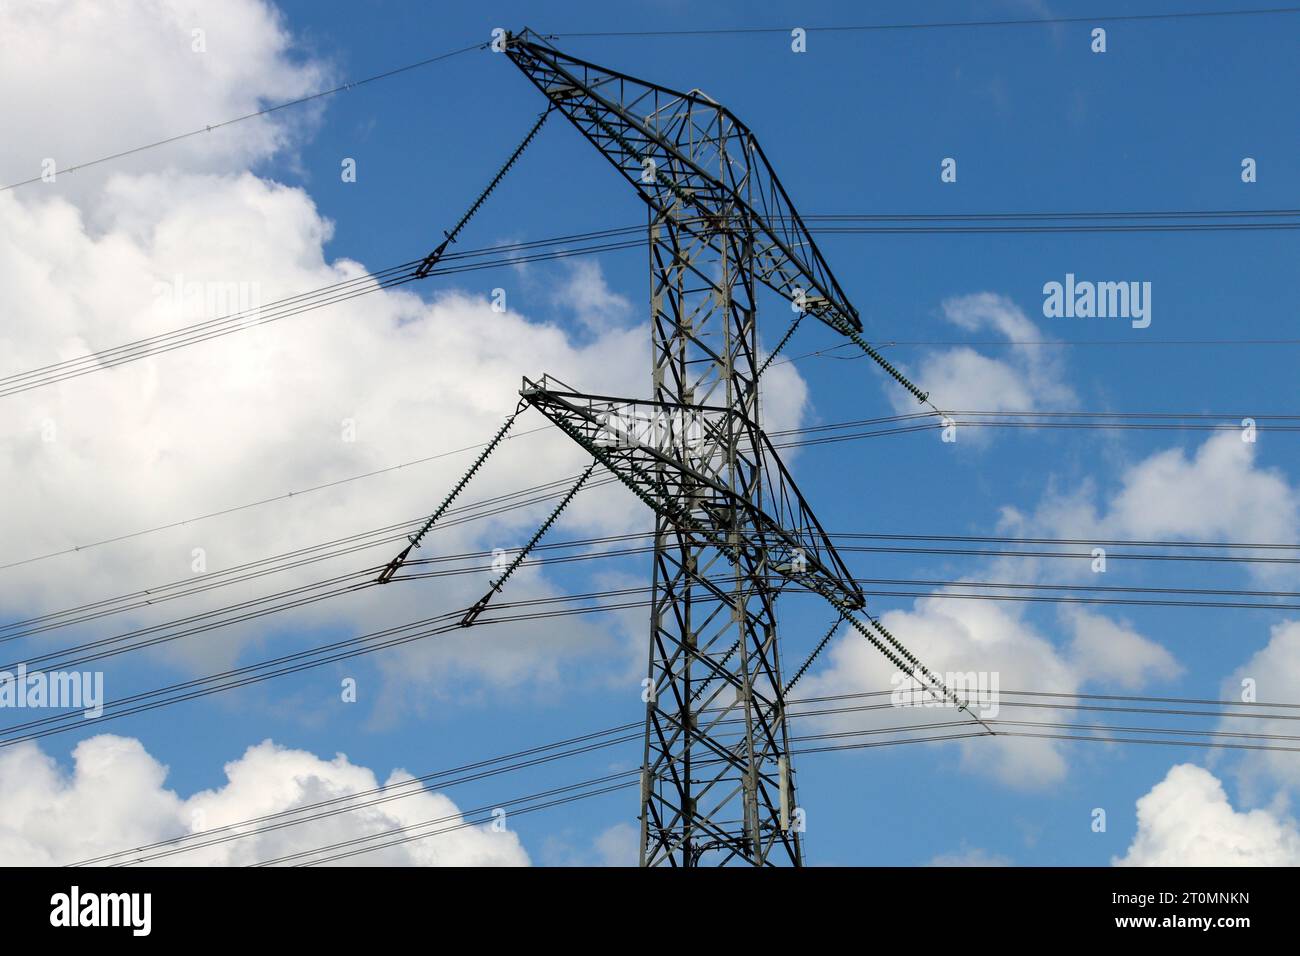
<box><xmin>377</xmin><ymin>30</ymin><xmax>967</xmax><ymax>868</ymax></box>
<box><xmin>502</xmin><ymin>31</ymin><xmax>883</xmax><ymax>867</ymax></box>
<box><xmin>642</xmin><ymin>152</ymin><xmax>784</xmax><ymax>866</ymax></box>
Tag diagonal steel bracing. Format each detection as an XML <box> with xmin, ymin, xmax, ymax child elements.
<box><xmin>520</xmin><ymin>378</ymin><xmax>863</xmax><ymax>866</ymax></box>
<box><xmin>501</xmin><ymin>28</ymin><xmax>876</xmax><ymax>867</ymax></box>
<box><xmin>499</xmin><ymin>29</ymin><xmax>951</xmax><ymax>866</ymax></box>
<box><xmin>503</xmin><ymin>29</ymin><xmax>864</xmax><ymax>340</ymax></box>
<box><xmin>366</xmin><ymin>28</ymin><xmax>967</xmax><ymax>869</ymax></box>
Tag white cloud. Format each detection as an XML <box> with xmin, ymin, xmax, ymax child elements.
<box><xmin>540</xmin><ymin>820</ymin><xmax>638</xmax><ymax>867</ymax></box>
<box><xmin>1218</xmin><ymin>620</ymin><xmax>1300</xmax><ymax>796</ymax></box>
<box><xmin>1115</xmin><ymin>764</ymin><xmax>1300</xmax><ymax>866</ymax></box>
<box><xmin>0</xmin><ymin>0</ymin><xmax>327</xmax><ymax>201</ymax></box>
<box><xmin>798</xmin><ymin>427</ymin><xmax>1300</xmax><ymax>794</ymax></box>
<box><xmin>796</xmin><ymin>587</ymin><xmax>1181</xmax><ymax>789</ymax></box>
<box><xmin>928</xmin><ymin>844</ymin><xmax>1011</xmax><ymax>866</ymax></box>
<box><xmin>1065</xmin><ymin>609</ymin><xmax>1182</xmax><ymax>690</ymax></box>
<box><xmin>1106</xmin><ymin>433</ymin><xmax>1298</xmax><ymax>546</ymax></box>
<box><xmin>592</xmin><ymin>820</ymin><xmax>638</xmax><ymax>866</ymax></box>
<box><xmin>790</xmin><ymin>414</ymin><xmax>1300</xmax><ymax>797</ymax></box>
<box><xmin>0</xmin><ymin>0</ymin><xmax>812</xmax><ymax>709</ymax></box>
<box><xmin>796</xmin><ymin>493</ymin><xmax>1190</xmax><ymax>790</ymax></box>
<box><xmin>1022</xmin><ymin>431</ymin><xmax>1299</xmax><ymax>552</ymax></box>
<box><xmin>0</xmin><ymin>166</ymin><xmax>651</xmax><ymax>691</ymax></box>
<box><xmin>888</xmin><ymin>292</ymin><xmax>1075</xmax><ymax>420</ymax></box>
<box><xmin>0</xmin><ymin>734</ymin><xmax>528</xmax><ymax>866</ymax></box>
<box><xmin>552</xmin><ymin>260</ymin><xmax>633</xmax><ymax>335</ymax></box>
<box><xmin>797</xmin><ymin>598</ymin><xmax>1076</xmax><ymax>789</ymax></box>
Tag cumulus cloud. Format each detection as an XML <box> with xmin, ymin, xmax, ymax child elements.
<box><xmin>0</xmin><ymin>734</ymin><xmax>528</xmax><ymax>866</ymax></box>
<box><xmin>1101</xmin><ymin>433</ymin><xmax>1298</xmax><ymax>547</ymax></box>
<box><xmin>0</xmin><ymin>165</ymin><xmax>651</xmax><ymax>692</ymax></box>
<box><xmin>887</xmin><ymin>292</ymin><xmax>1075</xmax><ymax>420</ymax></box>
<box><xmin>789</xmin><ymin>421</ymin><xmax>1300</xmax><ymax>793</ymax></box>
<box><xmin>797</xmin><ymin>598</ymin><xmax>1077</xmax><ymax>788</ymax></box>
<box><xmin>552</xmin><ymin>260</ymin><xmax>633</xmax><ymax>335</ymax></box>
<box><xmin>1064</xmin><ymin>609</ymin><xmax>1181</xmax><ymax>690</ymax></box>
<box><xmin>540</xmin><ymin>820</ymin><xmax>638</xmax><ymax>866</ymax></box>
<box><xmin>0</xmin><ymin>0</ymin><xmax>813</xmax><ymax>714</ymax></box>
<box><xmin>1115</xmin><ymin>764</ymin><xmax>1300</xmax><ymax>866</ymax></box>
<box><xmin>798</xmin><ymin>428</ymin><xmax>1251</xmax><ymax>790</ymax></box>
<box><xmin>1020</xmin><ymin>432</ymin><xmax>1299</xmax><ymax>556</ymax></box>
<box><xmin>0</xmin><ymin>0</ymin><xmax>328</xmax><ymax>202</ymax></box>
<box><xmin>1217</xmin><ymin>620</ymin><xmax>1300</xmax><ymax>797</ymax></box>
<box><xmin>794</xmin><ymin>575</ymin><xmax>1178</xmax><ymax>789</ymax></box>
<box><xmin>799</xmin><ymin>425</ymin><xmax>1299</xmax><ymax>795</ymax></box>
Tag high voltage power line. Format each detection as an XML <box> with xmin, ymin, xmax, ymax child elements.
<box><xmin>10</xmin><ymin>17</ymin><xmax>1298</xmax><ymax>869</ymax></box>
<box><xmin>0</xmin><ymin>439</ymin><xmax>562</xmax><ymax>572</ymax></box>
<box><xmin>3</xmin><ymin>211</ymin><xmax>1295</xmax><ymax>401</ymax></box>
<box><xmin>278</xmin><ymin>778</ymin><xmax>641</xmax><ymax>867</ymax></box>
<box><xmin>7</xmin><ymin>566</ymin><xmax>1300</xmax><ymax>751</ymax></box>
<box><xmin>7</xmin><ymin>408</ymin><xmax>1296</xmax><ymax>575</ymax></box>
<box><xmin>69</xmin><ymin>721</ymin><xmax>647</xmax><ymax>866</ymax></box>
<box><xmin>257</xmin><ymin>697</ymin><xmax>1300</xmax><ymax>868</ymax></box>
<box><xmin>11</xmin><ymin>533</ymin><xmax>1300</xmax><ymax>677</ymax></box>
<box><xmin>0</xmin><ymin>442</ymin><xmax>1292</xmax><ymax>681</ymax></box>
<box><xmin>0</xmin><ymin>41</ymin><xmax>490</xmax><ymax>193</ymax></box>
<box><xmin>798</xmin><ymin>336</ymin><xmax>1300</xmax><ymax>350</ymax></box>
<box><xmin>0</xmin><ymin>237</ymin><xmax>645</xmax><ymax>400</ymax></box>
<box><xmin>4</xmin><ymin>414</ymin><xmax>1297</xmax><ymax>663</ymax></box>
<box><xmin>3</xmin><ymin>394</ymin><xmax>1295</xmax><ymax>717</ymax></box>
<box><xmin>161</xmin><ymin>711</ymin><xmax>1300</xmax><ymax>871</ymax></box>
<box><xmin>66</xmin><ymin>702</ymin><xmax>1297</xmax><ymax>866</ymax></box>
<box><xmin>17</xmin><ymin>505</ymin><xmax>1300</xmax><ymax>650</ymax></box>
<box><xmin>7</xmin><ymin>510</ymin><xmax>1299</xmax><ymax>686</ymax></box>
<box><xmin>65</xmin><ymin>683</ymin><xmax>1300</xmax><ymax>867</ymax></box>
<box><xmin>7</xmin><ymin>5</ymin><xmax>1296</xmax><ymax>194</ymax></box>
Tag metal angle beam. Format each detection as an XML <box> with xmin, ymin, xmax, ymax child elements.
<box><xmin>361</xmin><ymin>31</ymin><xmax>962</xmax><ymax>868</ymax></box>
<box><xmin>499</xmin><ymin>29</ymin><xmax>862</xmax><ymax>866</ymax></box>
<box><xmin>503</xmin><ymin>29</ymin><xmax>863</xmax><ymax>339</ymax></box>
<box><xmin>494</xmin><ymin>30</ymin><xmax>952</xmax><ymax>868</ymax></box>
<box><xmin>518</xmin><ymin>378</ymin><xmax>864</xmax><ymax>613</ymax></box>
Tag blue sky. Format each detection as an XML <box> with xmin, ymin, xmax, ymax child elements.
<box><xmin>1</xmin><ymin>0</ymin><xmax>1298</xmax><ymax>866</ymax></box>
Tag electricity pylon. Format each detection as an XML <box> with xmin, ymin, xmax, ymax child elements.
<box><xmin>381</xmin><ymin>30</ymin><xmax>962</xmax><ymax>867</ymax></box>
<box><xmin>502</xmin><ymin>31</ymin><xmax>887</xmax><ymax>867</ymax></box>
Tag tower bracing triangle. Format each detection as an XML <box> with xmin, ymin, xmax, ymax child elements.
<box><xmin>503</xmin><ymin>30</ymin><xmax>872</xmax><ymax>866</ymax></box>
<box><xmin>382</xmin><ymin>30</ymin><xmax>958</xmax><ymax>868</ymax></box>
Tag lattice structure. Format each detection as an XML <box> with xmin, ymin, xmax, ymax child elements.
<box><xmin>376</xmin><ymin>29</ymin><xmax>957</xmax><ymax>867</ymax></box>
<box><xmin>353</xmin><ymin>21</ymin><xmax>971</xmax><ymax>866</ymax></box>
<box><xmin>503</xmin><ymin>32</ymin><xmax>874</xmax><ymax>866</ymax></box>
